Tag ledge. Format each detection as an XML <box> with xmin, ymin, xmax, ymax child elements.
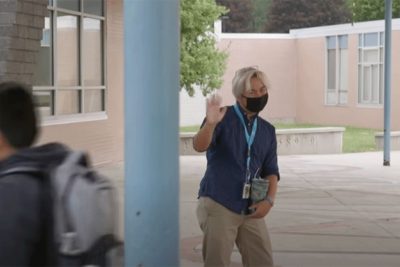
<box><xmin>180</xmin><ymin>127</ymin><xmax>345</xmax><ymax>155</ymax></box>
<box><xmin>276</xmin><ymin>127</ymin><xmax>345</xmax><ymax>155</ymax></box>
<box><xmin>375</xmin><ymin>131</ymin><xmax>400</xmax><ymax>150</ymax></box>
<box><xmin>180</xmin><ymin>132</ymin><xmax>203</xmax><ymax>156</ymax></box>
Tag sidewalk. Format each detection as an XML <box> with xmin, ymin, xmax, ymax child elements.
<box><xmin>99</xmin><ymin>151</ymin><xmax>400</xmax><ymax>267</ymax></box>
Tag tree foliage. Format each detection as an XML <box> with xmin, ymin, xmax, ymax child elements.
<box><xmin>181</xmin><ymin>0</ymin><xmax>228</xmax><ymax>96</ymax></box>
<box><xmin>349</xmin><ymin>0</ymin><xmax>400</xmax><ymax>22</ymax></box>
<box><xmin>266</xmin><ymin>0</ymin><xmax>351</xmax><ymax>33</ymax></box>
<box><xmin>216</xmin><ymin>0</ymin><xmax>253</xmax><ymax>32</ymax></box>
<box><xmin>251</xmin><ymin>0</ymin><xmax>272</xmax><ymax>32</ymax></box>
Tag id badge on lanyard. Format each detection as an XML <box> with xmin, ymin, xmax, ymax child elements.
<box><xmin>242</xmin><ymin>167</ymin><xmax>261</xmax><ymax>199</ymax></box>
<box><xmin>242</xmin><ymin>183</ymin><xmax>251</xmax><ymax>199</ymax></box>
<box><xmin>242</xmin><ymin>169</ymin><xmax>251</xmax><ymax>199</ymax></box>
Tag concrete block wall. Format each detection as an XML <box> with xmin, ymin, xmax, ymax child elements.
<box><xmin>375</xmin><ymin>132</ymin><xmax>400</xmax><ymax>151</ymax></box>
<box><xmin>180</xmin><ymin>127</ymin><xmax>345</xmax><ymax>156</ymax></box>
<box><xmin>0</xmin><ymin>0</ymin><xmax>47</xmax><ymax>85</ymax></box>
<box><xmin>276</xmin><ymin>127</ymin><xmax>345</xmax><ymax>155</ymax></box>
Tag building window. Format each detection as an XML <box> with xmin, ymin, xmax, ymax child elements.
<box><xmin>33</xmin><ymin>0</ymin><xmax>105</xmax><ymax>118</ymax></box>
<box><xmin>358</xmin><ymin>32</ymin><xmax>384</xmax><ymax>105</ymax></box>
<box><xmin>326</xmin><ymin>35</ymin><xmax>348</xmax><ymax>105</ymax></box>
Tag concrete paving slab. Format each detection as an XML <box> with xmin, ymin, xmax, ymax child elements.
<box><xmin>98</xmin><ymin>151</ymin><xmax>400</xmax><ymax>266</ymax></box>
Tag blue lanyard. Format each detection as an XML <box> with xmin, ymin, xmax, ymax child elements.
<box><xmin>233</xmin><ymin>104</ymin><xmax>258</xmax><ymax>182</ymax></box>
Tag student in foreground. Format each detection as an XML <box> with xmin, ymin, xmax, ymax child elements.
<box><xmin>0</xmin><ymin>81</ymin><xmax>123</xmax><ymax>267</ymax></box>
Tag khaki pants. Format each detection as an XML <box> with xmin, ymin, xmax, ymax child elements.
<box><xmin>196</xmin><ymin>197</ymin><xmax>274</xmax><ymax>267</ymax></box>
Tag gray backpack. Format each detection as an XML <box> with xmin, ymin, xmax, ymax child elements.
<box><xmin>5</xmin><ymin>151</ymin><xmax>124</xmax><ymax>266</ymax></box>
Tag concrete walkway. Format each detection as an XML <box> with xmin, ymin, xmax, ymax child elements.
<box><xmin>99</xmin><ymin>151</ymin><xmax>400</xmax><ymax>267</ymax></box>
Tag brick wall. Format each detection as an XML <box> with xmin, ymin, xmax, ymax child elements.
<box><xmin>0</xmin><ymin>0</ymin><xmax>47</xmax><ymax>85</ymax></box>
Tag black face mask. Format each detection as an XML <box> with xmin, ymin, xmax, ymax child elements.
<box><xmin>243</xmin><ymin>94</ymin><xmax>269</xmax><ymax>113</ymax></box>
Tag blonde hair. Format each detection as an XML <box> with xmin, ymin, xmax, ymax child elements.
<box><xmin>232</xmin><ymin>66</ymin><xmax>270</xmax><ymax>98</ymax></box>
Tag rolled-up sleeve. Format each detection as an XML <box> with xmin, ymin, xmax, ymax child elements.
<box><xmin>261</xmin><ymin>127</ymin><xmax>280</xmax><ymax>180</ymax></box>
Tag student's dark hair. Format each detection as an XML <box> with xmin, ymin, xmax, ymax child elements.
<box><xmin>0</xmin><ymin>81</ymin><xmax>38</xmax><ymax>148</ymax></box>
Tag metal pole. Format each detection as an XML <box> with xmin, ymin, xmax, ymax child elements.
<box><xmin>124</xmin><ymin>1</ymin><xmax>180</xmax><ymax>266</ymax></box>
<box><xmin>384</xmin><ymin>0</ymin><xmax>392</xmax><ymax>166</ymax></box>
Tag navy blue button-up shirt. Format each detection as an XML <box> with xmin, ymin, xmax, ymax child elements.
<box><xmin>198</xmin><ymin>104</ymin><xmax>280</xmax><ymax>214</ymax></box>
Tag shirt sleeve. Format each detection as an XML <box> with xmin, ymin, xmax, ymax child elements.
<box><xmin>261</xmin><ymin>127</ymin><xmax>280</xmax><ymax>180</ymax></box>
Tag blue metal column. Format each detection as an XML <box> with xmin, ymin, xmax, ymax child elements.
<box><xmin>384</xmin><ymin>0</ymin><xmax>392</xmax><ymax>166</ymax></box>
<box><xmin>124</xmin><ymin>1</ymin><xmax>180</xmax><ymax>266</ymax></box>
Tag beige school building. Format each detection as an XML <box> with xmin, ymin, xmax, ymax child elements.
<box><xmin>215</xmin><ymin>20</ymin><xmax>400</xmax><ymax>132</ymax></box>
<box><xmin>1</xmin><ymin>0</ymin><xmax>399</xmax><ymax>165</ymax></box>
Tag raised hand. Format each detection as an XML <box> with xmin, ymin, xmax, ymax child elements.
<box><xmin>206</xmin><ymin>94</ymin><xmax>227</xmax><ymax>126</ymax></box>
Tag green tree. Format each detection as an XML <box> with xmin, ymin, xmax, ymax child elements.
<box><xmin>216</xmin><ymin>0</ymin><xmax>253</xmax><ymax>32</ymax></box>
<box><xmin>349</xmin><ymin>0</ymin><xmax>400</xmax><ymax>22</ymax></box>
<box><xmin>251</xmin><ymin>0</ymin><xmax>271</xmax><ymax>33</ymax></box>
<box><xmin>181</xmin><ymin>0</ymin><xmax>228</xmax><ymax>96</ymax></box>
<box><xmin>266</xmin><ymin>0</ymin><xmax>351</xmax><ymax>33</ymax></box>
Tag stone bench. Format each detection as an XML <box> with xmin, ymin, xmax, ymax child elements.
<box><xmin>276</xmin><ymin>127</ymin><xmax>345</xmax><ymax>155</ymax></box>
<box><xmin>375</xmin><ymin>131</ymin><xmax>400</xmax><ymax>150</ymax></box>
<box><xmin>180</xmin><ymin>133</ymin><xmax>203</xmax><ymax>155</ymax></box>
<box><xmin>180</xmin><ymin>127</ymin><xmax>345</xmax><ymax>155</ymax></box>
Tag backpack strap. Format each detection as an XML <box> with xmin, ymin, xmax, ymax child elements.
<box><xmin>63</xmin><ymin>151</ymin><xmax>90</xmax><ymax>167</ymax></box>
<box><xmin>34</xmin><ymin>170</ymin><xmax>57</xmax><ymax>266</ymax></box>
<box><xmin>54</xmin><ymin>151</ymin><xmax>90</xmax><ymax>235</ymax></box>
<box><xmin>0</xmin><ymin>166</ymin><xmax>42</xmax><ymax>177</ymax></box>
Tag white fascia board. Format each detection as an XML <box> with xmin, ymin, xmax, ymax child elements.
<box><xmin>214</xmin><ymin>19</ymin><xmax>293</xmax><ymax>40</ymax></box>
<box><xmin>215</xmin><ymin>19</ymin><xmax>400</xmax><ymax>41</ymax></box>
<box><xmin>290</xmin><ymin>19</ymin><xmax>400</xmax><ymax>38</ymax></box>
<box><xmin>219</xmin><ymin>33</ymin><xmax>293</xmax><ymax>40</ymax></box>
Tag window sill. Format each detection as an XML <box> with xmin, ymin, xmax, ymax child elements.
<box><xmin>40</xmin><ymin>112</ymin><xmax>108</xmax><ymax>126</ymax></box>
<box><xmin>324</xmin><ymin>104</ymin><xmax>348</xmax><ymax>107</ymax></box>
<box><xmin>356</xmin><ymin>104</ymin><xmax>383</xmax><ymax>109</ymax></box>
